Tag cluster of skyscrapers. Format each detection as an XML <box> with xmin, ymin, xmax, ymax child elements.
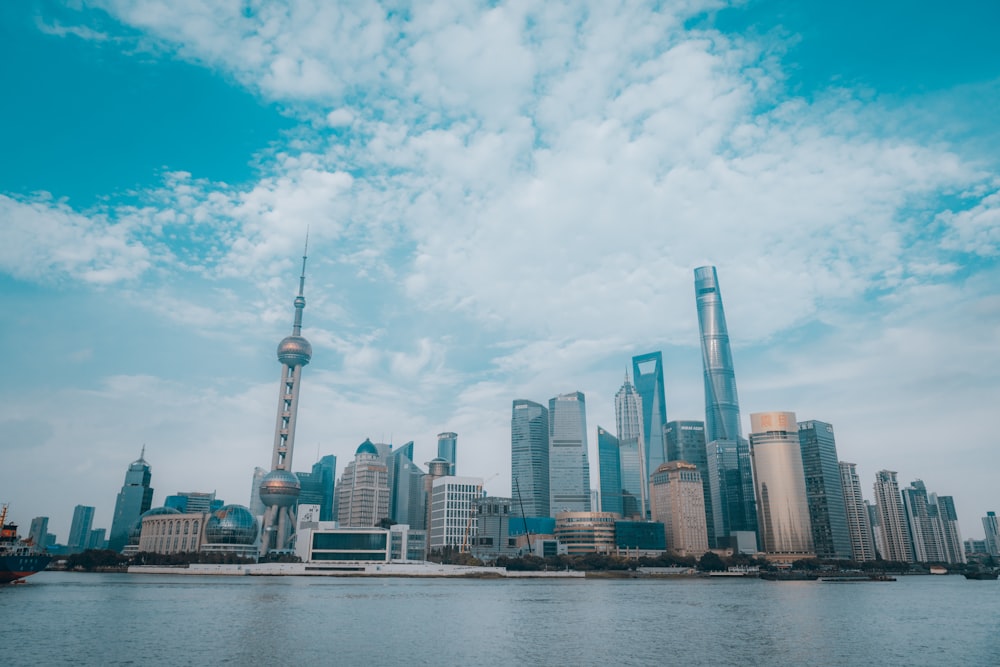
<box><xmin>29</xmin><ymin>260</ymin><xmax>994</xmax><ymax>568</ymax></box>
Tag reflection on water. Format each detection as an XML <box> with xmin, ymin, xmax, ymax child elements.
<box><xmin>3</xmin><ymin>573</ymin><xmax>999</xmax><ymax>666</ymax></box>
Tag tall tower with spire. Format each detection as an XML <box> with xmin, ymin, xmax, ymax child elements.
<box><xmin>258</xmin><ymin>242</ymin><xmax>312</xmax><ymax>555</ymax></box>
<box><xmin>108</xmin><ymin>447</ymin><xmax>154</xmax><ymax>552</ymax></box>
<box><xmin>614</xmin><ymin>371</ymin><xmax>647</xmax><ymax>519</ymax></box>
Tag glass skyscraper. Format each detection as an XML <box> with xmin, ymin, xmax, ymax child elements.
<box><xmin>665</xmin><ymin>420</ymin><xmax>714</xmax><ymax>541</ymax></box>
<box><xmin>695</xmin><ymin>266</ymin><xmax>757</xmax><ymax>546</ymax></box>
<box><xmin>597</xmin><ymin>426</ymin><xmax>623</xmax><ymax>516</ymax></box>
<box><xmin>437</xmin><ymin>432</ymin><xmax>457</xmax><ymax>475</ymax></box>
<box><xmin>749</xmin><ymin>411</ymin><xmax>814</xmax><ymax>559</ymax></box>
<box><xmin>388</xmin><ymin>442</ymin><xmax>426</xmax><ymax>529</ymax></box>
<box><xmin>511</xmin><ymin>399</ymin><xmax>550</xmax><ymax>518</ymax></box>
<box><xmin>108</xmin><ymin>450</ymin><xmax>154</xmax><ymax>552</ymax></box>
<box><xmin>615</xmin><ymin>374</ymin><xmax>647</xmax><ymax>519</ymax></box>
<box><xmin>797</xmin><ymin>420</ymin><xmax>852</xmax><ymax>560</ymax></box>
<box><xmin>548</xmin><ymin>392</ymin><xmax>591</xmax><ymax>513</ymax></box>
<box><xmin>68</xmin><ymin>504</ymin><xmax>95</xmax><ymax>553</ymax></box>
<box><xmin>631</xmin><ymin>352</ymin><xmax>667</xmax><ymax>484</ymax></box>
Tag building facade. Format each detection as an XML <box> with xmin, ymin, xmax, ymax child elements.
<box><xmin>138</xmin><ymin>512</ymin><xmax>209</xmax><ymax>554</ymax></box>
<box><xmin>548</xmin><ymin>392</ymin><xmax>592</xmax><ymax>513</ymax></box>
<box><xmin>388</xmin><ymin>442</ymin><xmax>426</xmax><ymax>530</ymax></box>
<box><xmin>983</xmin><ymin>512</ymin><xmax>1000</xmax><ymax>556</ymax></box>
<box><xmin>631</xmin><ymin>352</ymin><xmax>668</xmax><ymax>485</ymax></box>
<box><xmin>429</xmin><ymin>476</ymin><xmax>483</xmax><ymax>552</ymax></box>
<box><xmin>649</xmin><ymin>461</ymin><xmax>709</xmax><ymax>556</ymax></box>
<box><xmin>471</xmin><ymin>496</ymin><xmax>517</xmax><ymax>560</ymax></box>
<box><xmin>665</xmin><ymin>420</ymin><xmax>713</xmax><ymax>542</ymax></box>
<box><xmin>597</xmin><ymin>426</ymin><xmax>623</xmax><ymax>516</ymax></box>
<box><xmin>336</xmin><ymin>440</ymin><xmax>390</xmax><ymax>528</ymax></box>
<box><xmin>838</xmin><ymin>461</ymin><xmax>876</xmax><ymax>562</ymax></box>
<box><xmin>68</xmin><ymin>505</ymin><xmax>95</xmax><ymax>553</ymax></box>
<box><xmin>28</xmin><ymin>516</ymin><xmax>48</xmax><ymax>550</ymax></box>
<box><xmin>749</xmin><ymin>412</ymin><xmax>814</xmax><ymax>560</ymax></box>
<box><xmin>511</xmin><ymin>399</ymin><xmax>550</xmax><ymax>518</ymax></box>
<box><xmin>930</xmin><ymin>494</ymin><xmax>965</xmax><ymax>564</ymax></box>
<box><xmin>615</xmin><ymin>373</ymin><xmax>648</xmax><ymax>518</ymax></box>
<box><xmin>554</xmin><ymin>511</ymin><xmax>617</xmax><ymax>555</ymax></box>
<box><xmin>902</xmin><ymin>480</ymin><xmax>946</xmax><ymax>563</ymax></box>
<box><xmin>436</xmin><ymin>432</ymin><xmax>458</xmax><ymax>476</ymax></box>
<box><xmin>873</xmin><ymin>470</ymin><xmax>914</xmax><ymax>563</ymax></box>
<box><xmin>108</xmin><ymin>450</ymin><xmax>155</xmax><ymax>552</ymax></box>
<box><xmin>797</xmin><ymin>420</ymin><xmax>851</xmax><ymax>560</ymax></box>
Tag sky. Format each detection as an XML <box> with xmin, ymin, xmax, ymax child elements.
<box><xmin>2</xmin><ymin>1</ymin><xmax>998</xmax><ymax>543</ymax></box>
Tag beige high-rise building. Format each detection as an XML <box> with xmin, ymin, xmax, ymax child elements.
<box><xmin>649</xmin><ymin>461</ymin><xmax>709</xmax><ymax>556</ymax></box>
<box><xmin>336</xmin><ymin>439</ymin><xmax>390</xmax><ymax>528</ymax></box>
<box><xmin>749</xmin><ymin>411</ymin><xmax>814</xmax><ymax>561</ymax></box>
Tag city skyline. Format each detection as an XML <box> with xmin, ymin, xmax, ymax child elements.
<box><xmin>1</xmin><ymin>2</ymin><xmax>998</xmax><ymax>540</ymax></box>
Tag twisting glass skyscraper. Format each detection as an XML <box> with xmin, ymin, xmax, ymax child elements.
<box><xmin>615</xmin><ymin>373</ymin><xmax>648</xmax><ymax>518</ymax></box>
<box><xmin>695</xmin><ymin>266</ymin><xmax>757</xmax><ymax>545</ymax></box>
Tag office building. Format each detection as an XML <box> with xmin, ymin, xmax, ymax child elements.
<box><xmin>873</xmin><ymin>470</ymin><xmax>913</xmax><ymax>563</ymax></box>
<box><xmin>983</xmin><ymin>512</ymin><xmax>1000</xmax><ymax>556</ymax></box>
<box><xmin>615</xmin><ymin>373</ymin><xmax>648</xmax><ymax>518</ymax></box>
<box><xmin>838</xmin><ymin>462</ymin><xmax>876</xmax><ymax>562</ymax></box>
<box><xmin>87</xmin><ymin>528</ymin><xmax>107</xmax><ymax>550</ymax></box>
<box><xmin>295</xmin><ymin>455</ymin><xmax>336</xmax><ymax>522</ymax></box>
<box><xmin>68</xmin><ymin>505</ymin><xmax>95</xmax><ymax>553</ymax></box>
<box><xmin>554</xmin><ymin>511</ymin><xmax>617</xmax><ymax>555</ymax></box>
<box><xmin>614</xmin><ymin>520</ymin><xmax>667</xmax><ymax>557</ymax></box>
<box><xmin>695</xmin><ymin>266</ymin><xmax>758</xmax><ymax>547</ymax></box>
<box><xmin>28</xmin><ymin>517</ymin><xmax>48</xmax><ymax>549</ymax></box>
<box><xmin>649</xmin><ymin>461</ymin><xmax>709</xmax><ymax>556</ymax></box>
<box><xmin>429</xmin><ymin>476</ymin><xmax>483</xmax><ymax>552</ymax></box>
<box><xmin>549</xmin><ymin>392</ymin><xmax>592</xmax><ymax>513</ymax></box>
<box><xmin>749</xmin><ymin>412</ymin><xmax>814</xmax><ymax>560</ymax></box>
<box><xmin>259</xmin><ymin>245</ymin><xmax>312</xmax><ymax>554</ymax></box>
<box><xmin>798</xmin><ymin>420</ymin><xmax>851</xmax><ymax>560</ymax></box>
<box><xmin>511</xmin><ymin>399</ymin><xmax>550</xmax><ymax>518</ymax></box>
<box><xmin>665</xmin><ymin>420</ymin><xmax>713</xmax><ymax>541</ymax></box>
<box><xmin>597</xmin><ymin>426</ymin><xmax>623</xmax><ymax>516</ymax></box>
<box><xmin>249</xmin><ymin>467</ymin><xmax>267</xmax><ymax>517</ymax></box>
<box><xmin>388</xmin><ymin>442</ymin><xmax>426</xmax><ymax>529</ymax></box>
<box><xmin>631</xmin><ymin>352</ymin><xmax>668</xmax><ymax>483</ymax></box>
<box><xmin>437</xmin><ymin>432</ymin><xmax>458</xmax><ymax>475</ymax></box>
<box><xmin>472</xmin><ymin>496</ymin><xmax>517</xmax><ymax>560</ymax></box>
<box><xmin>164</xmin><ymin>491</ymin><xmax>219</xmax><ymax>514</ymax></box>
<box><xmin>336</xmin><ymin>439</ymin><xmax>391</xmax><ymax>528</ymax></box>
<box><xmin>108</xmin><ymin>449</ymin><xmax>154</xmax><ymax>552</ymax></box>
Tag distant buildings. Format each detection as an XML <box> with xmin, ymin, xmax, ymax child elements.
<box><xmin>873</xmin><ymin>470</ymin><xmax>914</xmax><ymax>563</ymax></box>
<box><xmin>548</xmin><ymin>392</ymin><xmax>591</xmax><ymax>513</ymax></box>
<box><xmin>388</xmin><ymin>443</ymin><xmax>426</xmax><ymax>530</ymax></box>
<box><xmin>436</xmin><ymin>432</ymin><xmax>458</xmax><ymax>476</ymax></box>
<box><xmin>108</xmin><ymin>450</ymin><xmax>154</xmax><ymax>552</ymax></box>
<box><xmin>983</xmin><ymin>512</ymin><xmax>1000</xmax><ymax>556</ymax></box>
<box><xmin>649</xmin><ymin>461</ymin><xmax>709</xmax><ymax>556</ymax></box>
<box><xmin>511</xmin><ymin>399</ymin><xmax>550</xmax><ymax>518</ymax></box>
<box><xmin>614</xmin><ymin>374</ymin><xmax>648</xmax><ymax>518</ymax></box>
<box><xmin>749</xmin><ymin>412</ymin><xmax>814</xmax><ymax>560</ymax></box>
<box><xmin>429</xmin><ymin>476</ymin><xmax>483</xmax><ymax>552</ymax></box>
<box><xmin>665</xmin><ymin>420</ymin><xmax>713</xmax><ymax>541</ymax></box>
<box><xmin>471</xmin><ymin>496</ymin><xmax>516</xmax><ymax>560</ymax></box>
<box><xmin>554</xmin><ymin>511</ymin><xmax>616</xmax><ymax>556</ymax></box>
<box><xmin>164</xmin><ymin>491</ymin><xmax>219</xmax><ymax>514</ymax></box>
<box><xmin>596</xmin><ymin>427</ymin><xmax>622</xmax><ymax>516</ymax></box>
<box><xmin>28</xmin><ymin>516</ymin><xmax>48</xmax><ymax>550</ymax></box>
<box><xmin>798</xmin><ymin>420</ymin><xmax>851</xmax><ymax>560</ymax></box>
<box><xmin>336</xmin><ymin>439</ymin><xmax>390</xmax><ymax>528</ymax></box>
<box><xmin>631</xmin><ymin>352</ymin><xmax>667</xmax><ymax>488</ymax></box>
<box><xmin>68</xmin><ymin>505</ymin><xmax>95</xmax><ymax>553</ymax></box>
<box><xmin>839</xmin><ymin>462</ymin><xmax>876</xmax><ymax>562</ymax></box>
<box><xmin>296</xmin><ymin>455</ymin><xmax>337</xmax><ymax>522</ymax></box>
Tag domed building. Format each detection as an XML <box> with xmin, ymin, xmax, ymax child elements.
<box><xmin>335</xmin><ymin>439</ymin><xmax>390</xmax><ymax>528</ymax></box>
<box><xmin>201</xmin><ymin>505</ymin><xmax>260</xmax><ymax>559</ymax></box>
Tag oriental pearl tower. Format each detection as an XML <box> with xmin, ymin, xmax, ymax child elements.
<box><xmin>258</xmin><ymin>241</ymin><xmax>312</xmax><ymax>555</ymax></box>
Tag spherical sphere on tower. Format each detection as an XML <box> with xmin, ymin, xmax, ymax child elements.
<box><xmin>205</xmin><ymin>505</ymin><xmax>259</xmax><ymax>545</ymax></box>
<box><xmin>277</xmin><ymin>335</ymin><xmax>312</xmax><ymax>367</ymax></box>
<box><xmin>259</xmin><ymin>469</ymin><xmax>301</xmax><ymax>507</ymax></box>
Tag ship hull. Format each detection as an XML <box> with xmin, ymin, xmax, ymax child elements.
<box><xmin>0</xmin><ymin>554</ymin><xmax>53</xmax><ymax>583</ymax></box>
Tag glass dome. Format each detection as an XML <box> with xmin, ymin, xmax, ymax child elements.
<box><xmin>204</xmin><ymin>505</ymin><xmax>259</xmax><ymax>545</ymax></box>
<box><xmin>128</xmin><ymin>506</ymin><xmax>182</xmax><ymax>545</ymax></box>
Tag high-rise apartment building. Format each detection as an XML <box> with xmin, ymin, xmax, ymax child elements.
<box><xmin>930</xmin><ymin>494</ymin><xmax>965</xmax><ymax>564</ymax></box>
<box><xmin>873</xmin><ymin>470</ymin><xmax>913</xmax><ymax>563</ymax></box>
<box><xmin>902</xmin><ymin>480</ymin><xmax>946</xmax><ymax>563</ymax></box>
<box><xmin>108</xmin><ymin>449</ymin><xmax>154</xmax><ymax>552</ymax></box>
<box><xmin>649</xmin><ymin>461</ymin><xmax>709</xmax><ymax>556</ymax></box>
<box><xmin>548</xmin><ymin>392</ymin><xmax>592</xmax><ymax>513</ymax></box>
<box><xmin>68</xmin><ymin>505</ymin><xmax>95</xmax><ymax>553</ymax></box>
<box><xmin>983</xmin><ymin>512</ymin><xmax>1000</xmax><ymax>556</ymax></box>
<box><xmin>511</xmin><ymin>400</ymin><xmax>550</xmax><ymax>518</ymax></box>
<box><xmin>694</xmin><ymin>266</ymin><xmax>757</xmax><ymax>546</ymax></box>
<box><xmin>749</xmin><ymin>412</ymin><xmax>814</xmax><ymax>560</ymax></box>
<box><xmin>597</xmin><ymin>426</ymin><xmax>623</xmax><ymax>516</ymax></box>
<box><xmin>336</xmin><ymin>439</ymin><xmax>390</xmax><ymax>528</ymax></box>
<box><xmin>615</xmin><ymin>373</ymin><xmax>648</xmax><ymax>518</ymax></box>
<box><xmin>436</xmin><ymin>432</ymin><xmax>458</xmax><ymax>476</ymax></box>
<box><xmin>838</xmin><ymin>461</ymin><xmax>876</xmax><ymax>562</ymax></box>
<box><xmin>631</xmin><ymin>352</ymin><xmax>667</xmax><ymax>482</ymax></box>
<box><xmin>797</xmin><ymin>420</ymin><xmax>851</xmax><ymax>560</ymax></box>
<box><xmin>665</xmin><ymin>420</ymin><xmax>713</xmax><ymax>542</ymax></box>
<box><xmin>259</xmin><ymin>245</ymin><xmax>312</xmax><ymax>554</ymax></box>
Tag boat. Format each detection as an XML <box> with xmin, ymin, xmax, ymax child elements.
<box><xmin>1</xmin><ymin>505</ymin><xmax>53</xmax><ymax>584</ymax></box>
<box><xmin>821</xmin><ymin>574</ymin><xmax>896</xmax><ymax>582</ymax></box>
<box><xmin>759</xmin><ymin>570</ymin><xmax>819</xmax><ymax>581</ymax></box>
<box><xmin>963</xmin><ymin>569</ymin><xmax>999</xmax><ymax>580</ymax></box>
<box><xmin>929</xmin><ymin>566</ymin><xmax>948</xmax><ymax>575</ymax></box>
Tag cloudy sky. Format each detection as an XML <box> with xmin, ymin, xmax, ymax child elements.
<box><xmin>2</xmin><ymin>1</ymin><xmax>998</xmax><ymax>542</ymax></box>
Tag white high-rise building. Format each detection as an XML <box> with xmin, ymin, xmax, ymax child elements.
<box><xmin>548</xmin><ymin>392</ymin><xmax>591</xmax><ymax>513</ymax></box>
<box><xmin>336</xmin><ymin>440</ymin><xmax>390</xmax><ymax>528</ymax></box>
<box><xmin>429</xmin><ymin>476</ymin><xmax>483</xmax><ymax>552</ymax></box>
<box><xmin>838</xmin><ymin>461</ymin><xmax>876</xmax><ymax>562</ymax></box>
<box><xmin>873</xmin><ymin>470</ymin><xmax>913</xmax><ymax>563</ymax></box>
<box><xmin>615</xmin><ymin>374</ymin><xmax>647</xmax><ymax>519</ymax></box>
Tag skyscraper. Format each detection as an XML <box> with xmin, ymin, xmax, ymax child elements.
<box><xmin>615</xmin><ymin>373</ymin><xmax>648</xmax><ymax>518</ymax></box>
<box><xmin>631</xmin><ymin>352</ymin><xmax>667</xmax><ymax>481</ymax></box>
<box><xmin>930</xmin><ymin>494</ymin><xmax>965</xmax><ymax>564</ymax></box>
<box><xmin>694</xmin><ymin>266</ymin><xmax>757</xmax><ymax>546</ymax></box>
<box><xmin>28</xmin><ymin>516</ymin><xmax>48</xmax><ymax>549</ymax></box>
<box><xmin>68</xmin><ymin>505</ymin><xmax>95</xmax><ymax>553</ymax></box>
<box><xmin>901</xmin><ymin>480</ymin><xmax>946</xmax><ymax>563</ymax></box>
<box><xmin>597</xmin><ymin>426</ymin><xmax>622</xmax><ymax>516</ymax></box>
<box><xmin>873</xmin><ymin>470</ymin><xmax>913</xmax><ymax>563</ymax></box>
<box><xmin>548</xmin><ymin>392</ymin><xmax>591</xmax><ymax>513</ymax></box>
<box><xmin>108</xmin><ymin>449</ymin><xmax>154</xmax><ymax>552</ymax></box>
<box><xmin>797</xmin><ymin>420</ymin><xmax>851</xmax><ymax>560</ymax></box>
<box><xmin>388</xmin><ymin>442</ymin><xmax>426</xmax><ymax>529</ymax></box>
<box><xmin>259</xmin><ymin>244</ymin><xmax>312</xmax><ymax>554</ymax></box>
<box><xmin>437</xmin><ymin>432</ymin><xmax>458</xmax><ymax>475</ymax></box>
<box><xmin>749</xmin><ymin>412</ymin><xmax>814</xmax><ymax>560</ymax></box>
<box><xmin>511</xmin><ymin>399</ymin><xmax>550</xmax><ymax>518</ymax></box>
<box><xmin>296</xmin><ymin>455</ymin><xmax>336</xmax><ymax>522</ymax></box>
<box><xmin>336</xmin><ymin>439</ymin><xmax>390</xmax><ymax>528</ymax></box>
<box><xmin>665</xmin><ymin>420</ymin><xmax>714</xmax><ymax>542</ymax></box>
<box><xmin>983</xmin><ymin>512</ymin><xmax>1000</xmax><ymax>557</ymax></box>
<box><xmin>838</xmin><ymin>461</ymin><xmax>876</xmax><ymax>562</ymax></box>
<box><xmin>649</xmin><ymin>461</ymin><xmax>709</xmax><ymax>556</ymax></box>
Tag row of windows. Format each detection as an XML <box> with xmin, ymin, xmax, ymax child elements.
<box><xmin>149</xmin><ymin>520</ymin><xmax>199</xmax><ymax>536</ymax></box>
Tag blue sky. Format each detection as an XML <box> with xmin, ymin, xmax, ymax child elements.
<box><xmin>2</xmin><ymin>1</ymin><xmax>998</xmax><ymax>543</ymax></box>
